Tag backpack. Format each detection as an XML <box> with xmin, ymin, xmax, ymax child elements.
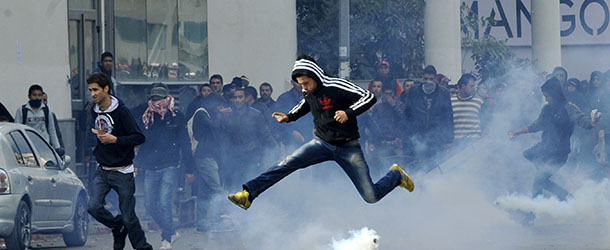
<box><xmin>22</xmin><ymin>104</ymin><xmax>49</xmax><ymax>131</ymax></box>
<box><xmin>187</xmin><ymin>107</ymin><xmax>210</xmax><ymax>155</ymax></box>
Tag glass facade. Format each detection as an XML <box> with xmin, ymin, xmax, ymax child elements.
<box><xmin>114</xmin><ymin>0</ymin><xmax>208</xmax><ymax>82</ymax></box>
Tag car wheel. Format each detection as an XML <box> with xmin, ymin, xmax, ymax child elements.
<box><xmin>62</xmin><ymin>196</ymin><xmax>89</xmax><ymax>246</ymax></box>
<box><xmin>4</xmin><ymin>200</ymin><xmax>31</xmax><ymax>250</ymax></box>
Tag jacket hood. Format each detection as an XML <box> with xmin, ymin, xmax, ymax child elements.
<box><xmin>94</xmin><ymin>96</ymin><xmax>121</xmax><ymax>113</ymax></box>
<box><xmin>291</xmin><ymin>58</ymin><xmax>374</xmax><ymax>112</ymax></box>
<box><xmin>541</xmin><ymin>77</ymin><xmax>566</xmax><ymax>105</ymax></box>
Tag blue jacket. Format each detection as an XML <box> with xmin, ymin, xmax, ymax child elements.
<box><xmin>134</xmin><ymin>104</ymin><xmax>193</xmax><ymax>173</ymax></box>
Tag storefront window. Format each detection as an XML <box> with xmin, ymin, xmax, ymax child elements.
<box><xmin>114</xmin><ymin>0</ymin><xmax>208</xmax><ymax>82</ymax></box>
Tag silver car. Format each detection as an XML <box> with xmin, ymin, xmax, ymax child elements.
<box><xmin>0</xmin><ymin>123</ymin><xmax>88</xmax><ymax>250</ymax></box>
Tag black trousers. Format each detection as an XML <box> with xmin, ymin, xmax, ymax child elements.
<box><xmin>523</xmin><ymin>143</ymin><xmax>569</xmax><ymax>200</ymax></box>
<box><xmin>87</xmin><ymin>168</ymin><xmax>152</xmax><ymax>250</ymax></box>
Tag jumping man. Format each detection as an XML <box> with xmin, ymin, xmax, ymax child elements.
<box><xmin>228</xmin><ymin>55</ymin><xmax>414</xmax><ymax>210</ymax></box>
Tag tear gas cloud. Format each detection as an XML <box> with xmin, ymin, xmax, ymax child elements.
<box><xmin>222</xmin><ymin>62</ymin><xmax>610</xmax><ymax>250</ymax></box>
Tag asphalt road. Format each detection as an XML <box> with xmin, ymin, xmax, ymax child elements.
<box><xmin>1</xmin><ymin>226</ymin><xmax>244</xmax><ymax>250</ymax></box>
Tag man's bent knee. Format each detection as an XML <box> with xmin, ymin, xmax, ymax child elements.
<box><xmin>362</xmin><ymin>193</ymin><xmax>379</xmax><ymax>204</ymax></box>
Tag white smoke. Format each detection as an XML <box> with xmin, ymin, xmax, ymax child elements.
<box><xmin>221</xmin><ymin>62</ymin><xmax>610</xmax><ymax>250</ymax></box>
<box><xmin>330</xmin><ymin>227</ymin><xmax>379</xmax><ymax>250</ymax></box>
<box><xmin>496</xmin><ymin>179</ymin><xmax>610</xmax><ymax>224</ymax></box>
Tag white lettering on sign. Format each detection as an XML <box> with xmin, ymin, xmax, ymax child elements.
<box><xmin>462</xmin><ymin>0</ymin><xmax>610</xmax><ymax>45</ymax></box>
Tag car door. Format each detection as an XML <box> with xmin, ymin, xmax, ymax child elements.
<box><xmin>25</xmin><ymin>130</ymin><xmax>74</xmax><ymax>222</ymax></box>
<box><xmin>7</xmin><ymin>131</ymin><xmax>52</xmax><ymax>223</ymax></box>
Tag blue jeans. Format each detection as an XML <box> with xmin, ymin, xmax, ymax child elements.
<box><xmin>244</xmin><ymin>137</ymin><xmax>402</xmax><ymax>203</ymax></box>
<box><xmin>194</xmin><ymin>157</ymin><xmax>224</xmax><ymax>231</ymax></box>
<box><xmin>88</xmin><ymin>168</ymin><xmax>152</xmax><ymax>250</ymax></box>
<box><xmin>144</xmin><ymin>166</ymin><xmax>177</xmax><ymax>242</ymax></box>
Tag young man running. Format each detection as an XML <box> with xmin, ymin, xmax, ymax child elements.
<box><xmin>86</xmin><ymin>73</ymin><xmax>152</xmax><ymax>250</ymax></box>
<box><xmin>228</xmin><ymin>55</ymin><xmax>414</xmax><ymax>210</ymax></box>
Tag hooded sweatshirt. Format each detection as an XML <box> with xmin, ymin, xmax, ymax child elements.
<box><xmin>91</xmin><ymin>96</ymin><xmax>145</xmax><ymax>167</ymax></box>
<box><xmin>528</xmin><ymin>78</ymin><xmax>593</xmax><ymax>156</ymax></box>
<box><xmin>287</xmin><ymin>59</ymin><xmax>376</xmax><ymax>145</ymax></box>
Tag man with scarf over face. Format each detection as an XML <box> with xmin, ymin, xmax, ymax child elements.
<box><xmin>509</xmin><ymin>78</ymin><xmax>601</xmax><ymax>201</ymax></box>
<box><xmin>14</xmin><ymin>84</ymin><xmax>61</xmax><ymax>149</ymax></box>
<box><xmin>227</xmin><ymin>55</ymin><xmax>414</xmax><ymax>210</ymax></box>
<box><xmin>135</xmin><ymin>83</ymin><xmax>193</xmax><ymax>250</ymax></box>
<box><xmin>402</xmin><ymin>65</ymin><xmax>454</xmax><ymax>173</ymax></box>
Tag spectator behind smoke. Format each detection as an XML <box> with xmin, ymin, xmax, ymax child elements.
<box><xmin>375</xmin><ymin>60</ymin><xmax>402</xmax><ymax>96</ymax></box>
<box><xmin>360</xmin><ymin>80</ymin><xmax>405</xmax><ymax>178</ymax></box>
<box><xmin>403</xmin><ymin>66</ymin><xmax>454</xmax><ymax>173</ymax></box>
<box><xmin>187</xmin><ymin>83</ymin><xmax>214</xmax><ymax>119</ymax></box>
<box><xmin>220</xmin><ymin>88</ymin><xmax>277</xmax><ymax>190</ymax></box>
<box><xmin>552</xmin><ymin>66</ymin><xmax>568</xmax><ymax>88</ymax></box>
<box><xmin>258</xmin><ymin>82</ymin><xmax>276</xmax><ymax>107</ymax></box>
<box><xmin>210</xmin><ymin>74</ymin><xmax>224</xmax><ymax>94</ymax></box>
<box><xmin>190</xmin><ymin>92</ymin><xmax>226</xmax><ymax>232</ymax></box>
<box><xmin>274</xmin><ymin>79</ymin><xmax>314</xmax><ymax>149</ymax></box>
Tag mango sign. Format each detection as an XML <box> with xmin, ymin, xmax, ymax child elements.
<box><xmin>463</xmin><ymin>0</ymin><xmax>610</xmax><ymax>45</ymax></box>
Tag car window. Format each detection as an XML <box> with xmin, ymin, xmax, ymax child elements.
<box><xmin>7</xmin><ymin>133</ymin><xmax>25</xmax><ymax>165</ymax></box>
<box><xmin>9</xmin><ymin>131</ymin><xmax>39</xmax><ymax>167</ymax></box>
<box><xmin>25</xmin><ymin>130</ymin><xmax>59</xmax><ymax>169</ymax></box>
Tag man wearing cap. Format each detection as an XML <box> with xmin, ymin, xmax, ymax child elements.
<box><xmin>135</xmin><ymin>83</ymin><xmax>193</xmax><ymax>250</ymax></box>
<box><xmin>227</xmin><ymin>55</ymin><xmax>414</xmax><ymax>210</ymax></box>
<box><xmin>375</xmin><ymin>60</ymin><xmax>402</xmax><ymax>97</ymax></box>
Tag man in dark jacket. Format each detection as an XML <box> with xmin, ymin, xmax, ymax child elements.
<box><xmin>228</xmin><ymin>55</ymin><xmax>414</xmax><ymax>210</ymax></box>
<box><xmin>92</xmin><ymin>52</ymin><xmax>118</xmax><ymax>95</ymax></box>
<box><xmin>403</xmin><ymin>66</ymin><xmax>454</xmax><ymax>173</ymax></box>
<box><xmin>274</xmin><ymin>79</ymin><xmax>313</xmax><ymax>149</ymax></box>
<box><xmin>86</xmin><ymin>73</ymin><xmax>152</xmax><ymax>250</ymax></box>
<box><xmin>359</xmin><ymin>80</ymin><xmax>404</xmax><ymax>178</ymax></box>
<box><xmin>509</xmin><ymin>78</ymin><xmax>599</xmax><ymax>201</ymax></box>
<box><xmin>221</xmin><ymin>88</ymin><xmax>277</xmax><ymax>190</ymax></box>
<box><xmin>186</xmin><ymin>83</ymin><xmax>214</xmax><ymax>119</ymax></box>
<box><xmin>191</xmin><ymin>93</ymin><xmax>225</xmax><ymax>232</ymax></box>
<box><xmin>135</xmin><ymin>83</ymin><xmax>193</xmax><ymax>249</ymax></box>
<box><xmin>258</xmin><ymin>82</ymin><xmax>276</xmax><ymax>107</ymax></box>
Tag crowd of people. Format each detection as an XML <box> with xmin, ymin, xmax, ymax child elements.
<box><xmin>2</xmin><ymin>51</ymin><xmax>610</xmax><ymax>249</ymax></box>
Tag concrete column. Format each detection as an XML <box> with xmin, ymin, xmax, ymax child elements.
<box><xmin>531</xmin><ymin>0</ymin><xmax>562</xmax><ymax>74</ymax></box>
<box><xmin>208</xmin><ymin>0</ymin><xmax>297</xmax><ymax>98</ymax></box>
<box><xmin>424</xmin><ymin>0</ymin><xmax>461</xmax><ymax>83</ymax></box>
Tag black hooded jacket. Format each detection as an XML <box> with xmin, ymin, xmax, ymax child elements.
<box><xmin>286</xmin><ymin>58</ymin><xmax>376</xmax><ymax>145</ymax></box>
<box><xmin>528</xmin><ymin>78</ymin><xmax>593</xmax><ymax>156</ymax></box>
<box><xmin>90</xmin><ymin>96</ymin><xmax>145</xmax><ymax>167</ymax></box>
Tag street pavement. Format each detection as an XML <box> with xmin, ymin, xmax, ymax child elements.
<box><xmin>0</xmin><ymin>225</ymin><xmax>245</xmax><ymax>250</ymax></box>
<box><xmin>1</xmin><ymin>225</ymin><xmax>609</xmax><ymax>250</ymax></box>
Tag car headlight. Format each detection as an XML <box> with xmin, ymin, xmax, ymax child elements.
<box><xmin>0</xmin><ymin>169</ymin><xmax>10</xmax><ymax>194</ymax></box>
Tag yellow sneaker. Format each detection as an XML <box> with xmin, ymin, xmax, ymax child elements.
<box><xmin>390</xmin><ymin>164</ymin><xmax>414</xmax><ymax>192</ymax></box>
<box><xmin>228</xmin><ymin>190</ymin><xmax>252</xmax><ymax>210</ymax></box>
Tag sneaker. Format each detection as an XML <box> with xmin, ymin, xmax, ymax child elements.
<box><xmin>228</xmin><ymin>190</ymin><xmax>252</xmax><ymax>210</ymax></box>
<box><xmin>112</xmin><ymin>226</ymin><xmax>128</xmax><ymax>250</ymax></box>
<box><xmin>390</xmin><ymin>164</ymin><xmax>415</xmax><ymax>192</ymax></box>
<box><xmin>160</xmin><ymin>240</ymin><xmax>172</xmax><ymax>250</ymax></box>
<box><xmin>171</xmin><ymin>232</ymin><xmax>181</xmax><ymax>243</ymax></box>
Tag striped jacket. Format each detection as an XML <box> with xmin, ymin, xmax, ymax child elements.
<box><xmin>287</xmin><ymin>59</ymin><xmax>376</xmax><ymax>145</ymax></box>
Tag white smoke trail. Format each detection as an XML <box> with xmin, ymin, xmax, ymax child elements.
<box><xmin>330</xmin><ymin>227</ymin><xmax>379</xmax><ymax>250</ymax></box>
<box><xmin>496</xmin><ymin>179</ymin><xmax>610</xmax><ymax>224</ymax></box>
